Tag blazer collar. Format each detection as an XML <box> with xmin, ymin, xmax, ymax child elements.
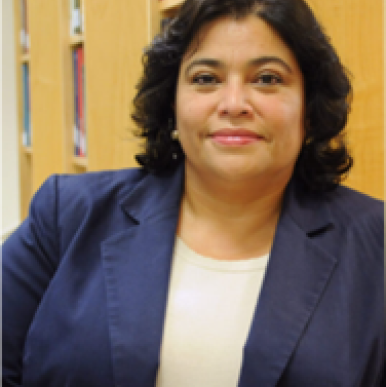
<box><xmin>119</xmin><ymin>164</ymin><xmax>185</xmax><ymax>224</ymax></box>
<box><xmin>103</xmin><ymin>165</ymin><xmax>338</xmax><ymax>387</ymax></box>
<box><xmin>119</xmin><ymin>166</ymin><xmax>333</xmax><ymax>237</ymax></box>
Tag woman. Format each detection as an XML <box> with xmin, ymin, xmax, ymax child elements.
<box><xmin>3</xmin><ymin>0</ymin><xmax>384</xmax><ymax>386</ymax></box>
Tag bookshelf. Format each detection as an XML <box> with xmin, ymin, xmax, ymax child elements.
<box><xmin>12</xmin><ymin>0</ymin><xmax>384</xmax><ymax>221</ymax></box>
<box><xmin>13</xmin><ymin>0</ymin><xmax>153</xmax><ymax>219</ymax></box>
<box><xmin>13</xmin><ymin>0</ymin><xmax>31</xmax><ymax>219</ymax></box>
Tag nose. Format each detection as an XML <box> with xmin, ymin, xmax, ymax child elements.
<box><xmin>217</xmin><ymin>81</ymin><xmax>253</xmax><ymax>118</ymax></box>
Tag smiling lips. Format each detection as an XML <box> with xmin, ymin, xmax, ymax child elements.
<box><xmin>210</xmin><ymin>129</ymin><xmax>264</xmax><ymax>146</ymax></box>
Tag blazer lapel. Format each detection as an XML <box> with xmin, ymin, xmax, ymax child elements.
<box><xmin>238</xmin><ymin>181</ymin><xmax>338</xmax><ymax>387</ymax></box>
<box><xmin>101</xmin><ymin>167</ymin><xmax>184</xmax><ymax>387</ymax></box>
<box><xmin>101</xmin><ymin>167</ymin><xmax>339</xmax><ymax>387</ymax></box>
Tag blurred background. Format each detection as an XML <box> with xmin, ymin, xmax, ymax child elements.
<box><xmin>2</xmin><ymin>0</ymin><xmax>385</xmax><ymax>241</ymax></box>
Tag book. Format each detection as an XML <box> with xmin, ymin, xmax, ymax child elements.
<box><xmin>70</xmin><ymin>0</ymin><xmax>82</xmax><ymax>35</ymax></box>
<box><xmin>27</xmin><ymin>63</ymin><xmax>31</xmax><ymax>145</ymax></box>
<box><xmin>73</xmin><ymin>49</ymin><xmax>79</xmax><ymax>155</ymax></box>
<box><xmin>20</xmin><ymin>0</ymin><xmax>29</xmax><ymax>53</ymax></box>
<box><xmin>81</xmin><ymin>0</ymin><xmax>85</xmax><ymax>33</ymax></box>
<box><xmin>22</xmin><ymin>64</ymin><xmax>27</xmax><ymax>145</ymax></box>
<box><xmin>22</xmin><ymin>64</ymin><xmax>31</xmax><ymax>146</ymax></box>
<box><xmin>82</xmin><ymin>52</ymin><xmax>87</xmax><ymax>155</ymax></box>
<box><xmin>77</xmin><ymin>46</ymin><xmax>84</xmax><ymax>156</ymax></box>
<box><xmin>24</xmin><ymin>0</ymin><xmax>30</xmax><ymax>52</ymax></box>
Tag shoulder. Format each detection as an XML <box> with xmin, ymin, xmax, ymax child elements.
<box><xmin>323</xmin><ymin>185</ymin><xmax>383</xmax><ymax>226</ymax></box>
<box><xmin>289</xmin><ymin>180</ymin><xmax>383</xmax><ymax>229</ymax></box>
<box><xmin>289</xmin><ymin>181</ymin><xmax>383</xmax><ymax>255</ymax></box>
<box><xmin>30</xmin><ymin>168</ymin><xmax>149</xmax><ymax>233</ymax></box>
<box><xmin>35</xmin><ymin>167</ymin><xmax>148</xmax><ymax>207</ymax></box>
<box><xmin>320</xmin><ymin>186</ymin><xmax>384</xmax><ymax>255</ymax></box>
<box><xmin>56</xmin><ymin>167</ymin><xmax>147</xmax><ymax>198</ymax></box>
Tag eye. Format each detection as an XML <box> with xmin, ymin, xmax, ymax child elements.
<box><xmin>254</xmin><ymin>73</ymin><xmax>283</xmax><ymax>86</ymax></box>
<box><xmin>192</xmin><ymin>73</ymin><xmax>219</xmax><ymax>85</ymax></box>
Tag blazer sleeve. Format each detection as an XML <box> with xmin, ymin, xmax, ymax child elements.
<box><xmin>2</xmin><ymin>176</ymin><xmax>60</xmax><ymax>387</ymax></box>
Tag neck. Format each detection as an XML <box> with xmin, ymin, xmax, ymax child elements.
<box><xmin>178</xmin><ymin>165</ymin><xmax>291</xmax><ymax>260</ymax></box>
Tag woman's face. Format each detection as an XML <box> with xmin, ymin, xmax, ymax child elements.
<box><xmin>175</xmin><ymin>15</ymin><xmax>305</xmax><ymax>187</ymax></box>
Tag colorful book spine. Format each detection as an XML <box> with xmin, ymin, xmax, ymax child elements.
<box><xmin>71</xmin><ymin>0</ymin><xmax>82</xmax><ymax>35</ymax></box>
<box><xmin>22</xmin><ymin>64</ymin><xmax>31</xmax><ymax>146</ymax></box>
<box><xmin>81</xmin><ymin>0</ymin><xmax>85</xmax><ymax>34</ymax></box>
<box><xmin>24</xmin><ymin>0</ymin><xmax>29</xmax><ymax>52</ymax></box>
<box><xmin>19</xmin><ymin>0</ymin><xmax>25</xmax><ymax>51</ymax></box>
<box><xmin>82</xmin><ymin>52</ymin><xmax>87</xmax><ymax>155</ymax></box>
<box><xmin>22</xmin><ymin>64</ymin><xmax>27</xmax><ymax>145</ymax></box>
<box><xmin>20</xmin><ymin>0</ymin><xmax>29</xmax><ymax>53</ymax></box>
<box><xmin>73</xmin><ymin>49</ymin><xmax>79</xmax><ymax>156</ymax></box>
<box><xmin>77</xmin><ymin>46</ymin><xmax>84</xmax><ymax>156</ymax></box>
<box><xmin>27</xmin><ymin>63</ymin><xmax>31</xmax><ymax>145</ymax></box>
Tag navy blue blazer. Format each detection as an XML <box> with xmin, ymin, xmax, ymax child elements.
<box><xmin>2</xmin><ymin>165</ymin><xmax>384</xmax><ymax>387</ymax></box>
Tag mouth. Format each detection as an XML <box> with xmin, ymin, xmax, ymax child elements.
<box><xmin>209</xmin><ymin>129</ymin><xmax>264</xmax><ymax>146</ymax></box>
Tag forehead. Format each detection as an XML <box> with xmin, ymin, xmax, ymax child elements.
<box><xmin>183</xmin><ymin>15</ymin><xmax>296</xmax><ymax>64</ymax></box>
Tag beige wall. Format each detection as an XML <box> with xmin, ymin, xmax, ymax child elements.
<box><xmin>2</xmin><ymin>0</ymin><xmax>21</xmax><ymax>240</ymax></box>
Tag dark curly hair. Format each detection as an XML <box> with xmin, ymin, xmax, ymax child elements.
<box><xmin>132</xmin><ymin>0</ymin><xmax>353</xmax><ymax>192</ymax></box>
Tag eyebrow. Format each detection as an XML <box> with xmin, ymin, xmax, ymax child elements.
<box><xmin>184</xmin><ymin>56</ymin><xmax>293</xmax><ymax>76</ymax></box>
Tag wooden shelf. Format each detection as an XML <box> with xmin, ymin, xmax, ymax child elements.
<box><xmin>69</xmin><ymin>34</ymin><xmax>84</xmax><ymax>47</ymax></box>
<box><xmin>159</xmin><ymin>0</ymin><xmax>183</xmax><ymax>12</ymax></box>
<box><xmin>72</xmin><ymin>156</ymin><xmax>88</xmax><ymax>169</ymax></box>
<box><xmin>21</xmin><ymin>53</ymin><xmax>30</xmax><ymax>63</ymax></box>
<box><xmin>23</xmin><ymin>146</ymin><xmax>33</xmax><ymax>155</ymax></box>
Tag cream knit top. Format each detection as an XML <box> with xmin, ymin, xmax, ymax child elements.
<box><xmin>156</xmin><ymin>237</ymin><xmax>270</xmax><ymax>387</ymax></box>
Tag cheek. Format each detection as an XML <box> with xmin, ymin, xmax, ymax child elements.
<box><xmin>176</xmin><ymin>93</ymin><xmax>213</xmax><ymax>133</ymax></box>
<box><xmin>265</xmin><ymin>93</ymin><xmax>303</xmax><ymax>122</ymax></box>
<box><xmin>265</xmin><ymin>97</ymin><xmax>305</xmax><ymax>153</ymax></box>
<box><xmin>267</xmin><ymin>93</ymin><xmax>304</xmax><ymax>128</ymax></box>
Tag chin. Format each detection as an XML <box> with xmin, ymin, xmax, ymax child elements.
<box><xmin>210</xmin><ymin>164</ymin><xmax>269</xmax><ymax>183</ymax></box>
